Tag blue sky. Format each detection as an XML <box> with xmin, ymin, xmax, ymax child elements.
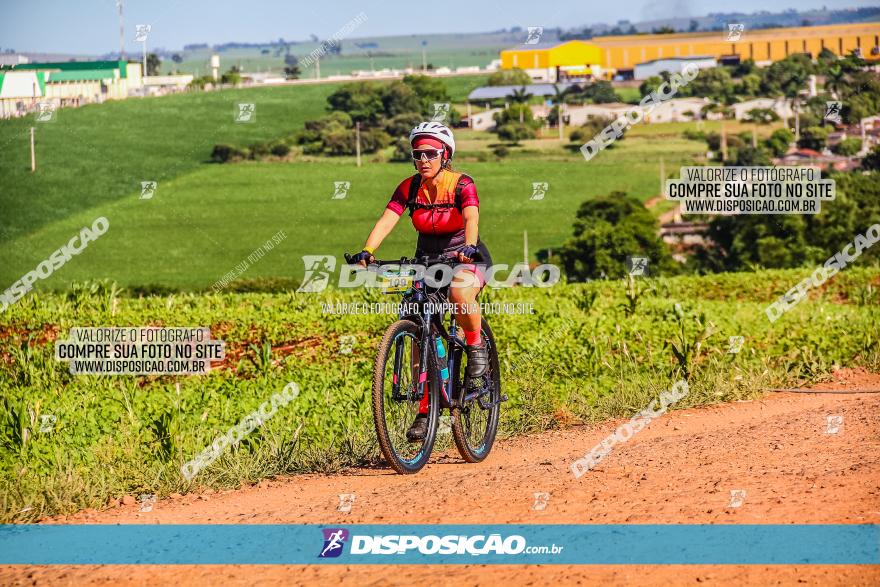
<box><xmin>1</xmin><ymin>0</ymin><xmax>876</xmax><ymax>55</ymax></box>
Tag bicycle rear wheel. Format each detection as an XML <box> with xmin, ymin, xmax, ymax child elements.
<box><xmin>372</xmin><ymin>319</ymin><xmax>439</xmax><ymax>474</ymax></box>
<box><xmin>451</xmin><ymin>318</ymin><xmax>501</xmax><ymax>463</ymax></box>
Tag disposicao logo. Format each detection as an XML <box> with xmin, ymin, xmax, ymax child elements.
<box><xmin>319</xmin><ymin>528</ymin><xmax>349</xmax><ymax>558</ymax></box>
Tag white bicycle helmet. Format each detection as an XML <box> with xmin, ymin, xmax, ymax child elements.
<box><xmin>409</xmin><ymin>121</ymin><xmax>456</xmax><ymax>158</ymax></box>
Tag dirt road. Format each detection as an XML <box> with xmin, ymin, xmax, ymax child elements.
<box><xmin>4</xmin><ymin>370</ymin><xmax>880</xmax><ymax>586</ymax></box>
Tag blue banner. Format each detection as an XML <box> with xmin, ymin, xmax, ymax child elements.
<box><xmin>1</xmin><ymin>524</ymin><xmax>877</xmax><ymax>565</ymax></box>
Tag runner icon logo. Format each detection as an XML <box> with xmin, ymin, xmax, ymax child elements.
<box><xmin>627</xmin><ymin>256</ymin><xmax>649</xmax><ymax>277</ymax></box>
<box><xmin>825</xmin><ymin>414</ymin><xmax>843</xmax><ymax>435</ymax></box>
<box><xmin>530</xmin><ymin>182</ymin><xmax>548</xmax><ymax>201</ymax></box>
<box><xmin>727</xmin><ymin>23</ymin><xmax>744</xmax><ymax>41</ymax></box>
<box><xmin>337</xmin><ymin>493</ymin><xmax>356</xmax><ymax>513</ymax></box>
<box><xmin>728</xmin><ymin>336</ymin><xmax>745</xmax><ymax>354</ymax></box>
<box><xmin>824</xmin><ymin>101</ymin><xmax>842</xmax><ymax>124</ymax></box>
<box><xmin>532</xmin><ymin>492</ymin><xmax>550</xmax><ymax>511</ymax></box>
<box><xmin>332</xmin><ymin>181</ymin><xmax>350</xmax><ymax>200</ymax></box>
<box><xmin>140</xmin><ymin>181</ymin><xmax>157</xmax><ymax>200</ymax></box>
<box><xmin>297</xmin><ymin>255</ymin><xmax>336</xmax><ymax>292</ymax></box>
<box><xmin>728</xmin><ymin>489</ymin><xmax>747</xmax><ymax>508</ymax></box>
<box><xmin>319</xmin><ymin>528</ymin><xmax>349</xmax><ymax>558</ymax></box>
<box><xmin>431</xmin><ymin>103</ymin><xmax>450</xmax><ymax>123</ymax></box>
<box><xmin>525</xmin><ymin>27</ymin><xmax>543</xmax><ymax>45</ymax></box>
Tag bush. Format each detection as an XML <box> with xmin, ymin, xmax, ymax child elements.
<box><xmin>270</xmin><ymin>142</ymin><xmax>291</xmax><ymax>157</ymax></box>
<box><xmin>249</xmin><ymin>142</ymin><xmax>271</xmax><ymax>159</ymax></box>
<box><xmin>744</xmin><ymin>108</ymin><xmax>779</xmax><ymax>123</ymax></box>
<box><xmin>492</xmin><ymin>145</ymin><xmax>510</xmax><ymax>158</ymax></box>
<box><xmin>683</xmin><ymin>129</ymin><xmax>707</xmax><ymax>142</ymax></box>
<box><xmin>488</xmin><ymin>68</ymin><xmax>531</xmax><ymax>86</ymax></box>
<box><xmin>832</xmin><ymin>137</ymin><xmax>862</xmax><ymax>156</ymax></box>
<box><xmin>569</xmin><ymin>117</ymin><xmax>614</xmax><ymax>144</ymax></box>
<box><xmin>390</xmin><ymin>137</ymin><xmax>411</xmax><ymax>162</ymax></box>
<box><xmin>496</xmin><ymin>122</ymin><xmax>535</xmax><ymax>144</ymax></box>
<box><xmin>211</xmin><ymin>144</ymin><xmax>246</xmax><ymax>163</ymax></box>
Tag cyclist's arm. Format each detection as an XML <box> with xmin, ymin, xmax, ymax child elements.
<box><xmin>462</xmin><ymin>206</ymin><xmax>479</xmax><ymax>246</ymax></box>
<box><xmin>363</xmin><ymin>209</ymin><xmax>401</xmax><ymax>253</ymax></box>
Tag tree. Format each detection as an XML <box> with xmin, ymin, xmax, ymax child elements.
<box><xmin>862</xmin><ymin>145</ymin><xmax>880</xmax><ymax>172</ymax></box>
<box><xmin>506</xmin><ymin>86</ymin><xmax>532</xmax><ymax>104</ymax></box>
<box><xmin>171</xmin><ymin>53</ymin><xmax>183</xmax><ymax>64</ymax></box>
<box><xmin>487</xmin><ymin>68</ymin><xmax>531</xmax><ymax>86</ymax></box>
<box><xmin>401</xmin><ymin>75</ymin><xmax>458</xmax><ymax>123</ymax></box>
<box><xmin>557</xmin><ymin>192</ymin><xmax>675</xmax><ymax>280</ymax></box>
<box><xmin>326</xmin><ymin>83</ymin><xmax>385</xmax><ymax>125</ymax></box>
<box><xmin>284</xmin><ymin>65</ymin><xmax>301</xmax><ymax>79</ymax></box>
<box><xmin>832</xmin><ymin>137</ymin><xmax>862</xmax><ymax>156</ymax></box>
<box><xmin>729</xmin><ymin>146</ymin><xmax>772</xmax><ymax>166</ymax></box>
<box><xmin>381</xmin><ymin>81</ymin><xmax>421</xmax><ymax>117</ymax></box>
<box><xmin>145</xmin><ymin>53</ymin><xmax>161</xmax><ymax>76</ymax></box>
<box><xmin>638</xmin><ymin>75</ymin><xmax>665</xmax><ymax>98</ymax></box>
<box><xmin>220</xmin><ymin>66</ymin><xmax>241</xmax><ymax>85</ymax></box>
<box><xmin>687</xmin><ymin>67</ymin><xmax>735</xmax><ymax>103</ymax></box>
<box><xmin>764</xmin><ymin>128</ymin><xmax>794</xmax><ymax>157</ymax></box>
<box><xmin>760</xmin><ymin>54</ymin><xmax>814</xmax><ymax>98</ymax></box>
<box><xmin>735</xmin><ymin>73</ymin><xmax>762</xmax><ymax>96</ymax></box>
<box><xmin>797</xmin><ymin>126</ymin><xmax>829</xmax><ymax>151</ymax></box>
<box><xmin>580</xmin><ymin>80</ymin><xmax>619</xmax><ymax>104</ymax></box>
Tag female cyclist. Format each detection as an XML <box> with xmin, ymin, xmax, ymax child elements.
<box><xmin>350</xmin><ymin>121</ymin><xmax>494</xmax><ymax>442</ymax></box>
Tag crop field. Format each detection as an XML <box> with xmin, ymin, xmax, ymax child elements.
<box><xmin>162</xmin><ymin>31</ymin><xmax>517</xmax><ymax>77</ymax></box>
<box><xmin>2</xmin><ymin>268</ymin><xmax>878</xmax><ymax>522</ymax></box>
<box><xmin>1</xmin><ymin>76</ymin><xmax>699</xmax><ymax>291</ymax></box>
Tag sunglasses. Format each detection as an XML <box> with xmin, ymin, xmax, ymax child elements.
<box><xmin>411</xmin><ymin>148</ymin><xmax>444</xmax><ymax>161</ymax></box>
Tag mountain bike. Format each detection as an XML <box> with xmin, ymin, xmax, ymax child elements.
<box><xmin>343</xmin><ymin>253</ymin><xmax>505</xmax><ymax>474</ymax></box>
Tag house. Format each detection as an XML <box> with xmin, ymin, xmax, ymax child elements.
<box><xmin>775</xmin><ymin>149</ymin><xmax>859</xmax><ymax>172</ymax></box>
<box><xmin>730</xmin><ymin>98</ymin><xmax>794</xmax><ymax>121</ymax></box>
<box><xmin>466</xmin><ymin>108</ymin><xmax>502</xmax><ymax>131</ymax></box>
<box><xmin>643</xmin><ymin>97</ymin><xmax>710</xmax><ymax>123</ymax></box>
<box><xmin>633</xmin><ymin>56</ymin><xmax>716</xmax><ymax>80</ymax></box>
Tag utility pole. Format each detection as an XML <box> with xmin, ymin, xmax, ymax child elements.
<box><xmin>659</xmin><ymin>158</ymin><xmax>665</xmax><ymax>195</ymax></box>
<box><xmin>720</xmin><ymin>122</ymin><xmax>728</xmax><ymax>162</ymax></box>
<box><xmin>116</xmin><ymin>0</ymin><xmax>125</xmax><ymax>60</ymax></box>
<box><xmin>467</xmin><ymin>102</ymin><xmax>472</xmax><ymax>128</ymax></box>
<box><xmin>355</xmin><ymin>121</ymin><xmax>361</xmax><ymax>167</ymax></box>
<box><xmin>558</xmin><ymin>102</ymin><xmax>564</xmax><ymax>140</ymax></box>
<box><xmin>30</xmin><ymin>127</ymin><xmax>35</xmax><ymax>172</ymax></box>
<box><xmin>316</xmin><ymin>56</ymin><xmax>320</xmax><ymax>79</ymax></box>
<box><xmin>421</xmin><ymin>40</ymin><xmax>427</xmax><ymax>72</ymax></box>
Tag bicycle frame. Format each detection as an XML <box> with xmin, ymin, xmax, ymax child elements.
<box><xmin>395</xmin><ymin>279</ymin><xmax>465</xmax><ymax>410</ymax></box>
<box><xmin>343</xmin><ymin>252</ymin><xmax>485</xmax><ymax>412</ymax></box>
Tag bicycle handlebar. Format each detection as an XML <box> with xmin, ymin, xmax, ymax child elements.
<box><xmin>343</xmin><ymin>252</ymin><xmax>483</xmax><ymax>268</ymax></box>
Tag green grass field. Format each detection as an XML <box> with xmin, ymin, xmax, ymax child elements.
<box><xmin>0</xmin><ymin>77</ymin><xmax>703</xmax><ymax>291</ymax></box>
<box><xmin>3</xmin><ymin>268</ymin><xmax>878</xmax><ymax>521</ymax></box>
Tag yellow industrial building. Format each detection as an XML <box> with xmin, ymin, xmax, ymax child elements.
<box><xmin>501</xmin><ymin>22</ymin><xmax>880</xmax><ymax>79</ymax></box>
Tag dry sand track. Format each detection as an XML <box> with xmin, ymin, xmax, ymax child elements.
<box><xmin>4</xmin><ymin>370</ymin><xmax>880</xmax><ymax>586</ymax></box>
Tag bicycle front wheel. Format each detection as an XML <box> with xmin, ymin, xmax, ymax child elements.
<box><xmin>372</xmin><ymin>319</ymin><xmax>439</xmax><ymax>474</ymax></box>
<box><xmin>451</xmin><ymin>318</ymin><xmax>501</xmax><ymax>463</ymax></box>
